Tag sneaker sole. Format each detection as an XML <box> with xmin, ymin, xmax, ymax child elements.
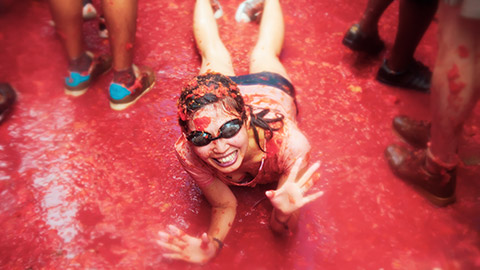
<box><xmin>376</xmin><ymin>77</ymin><xmax>429</xmax><ymax>92</ymax></box>
<box><xmin>376</xmin><ymin>70</ymin><xmax>430</xmax><ymax>93</ymax></box>
<box><xmin>109</xmin><ymin>80</ymin><xmax>155</xmax><ymax>111</ymax></box>
<box><xmin>64</xmin><ymin>87</ymin><xmax>88</xmax><ymax>97</ymax></box>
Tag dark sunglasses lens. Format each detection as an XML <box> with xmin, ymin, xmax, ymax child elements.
<box><xmin>220</xmin><ymin>119</ymin><xmax>242</xmax><ymax>138</ymax></box>
<box><xmin>188</xmin><ymin>132</ymin><xmax>211</xmax><ymax>146</ymax></box>
<box><xmin>187</xmin><ymin>119</ymin><xmax>242</xmax><ymax>146</ymax></box>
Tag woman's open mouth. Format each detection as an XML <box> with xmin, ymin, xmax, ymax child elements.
<box><xmin>213</xmin><ymin>150</ymin><xmax>238</xmax><ymax>167</ymax></box>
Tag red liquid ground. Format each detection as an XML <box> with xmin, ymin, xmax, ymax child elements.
<box><xmin>1</xmin><ymin>0</ymin><xmax>479</xmax><ymax>269</ymax></box>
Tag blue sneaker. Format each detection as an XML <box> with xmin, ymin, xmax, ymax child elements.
<box><xmin>108</xmin><ymin>65</ymin><xmax>155</xmax><ymax>111</ymax></box>
<box><xmin>64</xmin><ymin>52</ymin><xmax>112</xmax><ymax>96</ymax></box>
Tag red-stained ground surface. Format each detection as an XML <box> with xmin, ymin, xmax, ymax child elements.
<box><xmin>1</xmin><ymin>0</ymin><xmax>479</xmax><ymax>269</ymax></box>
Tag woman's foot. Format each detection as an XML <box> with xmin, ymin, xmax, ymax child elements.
<box><xmin>98</xmin><ymin>15</ymin><xmax>109</xmax><ymax>38</ymax></box>
<box><xmin>392</xmin><ymin>115</ymin><xmax>430</xmax><ymax>148</ymax></box>
<box><xmin>235</xmin><ymin>0</ymin><xmax>265</xmax><ymax>23</ymax></box>
<box><xmin>384</xmin><ymin>145</ymin><xmax>456</xmax><ymax>207</ymax></box>
<box><xmin>82</xmin><ymin>0</ymin><xmax>97</xmax><ymax>20</ymax></box>
<box><xmin>211</xmin><ymin>0</ymin><xmax>223</xmax><ymax>19</ymax></box>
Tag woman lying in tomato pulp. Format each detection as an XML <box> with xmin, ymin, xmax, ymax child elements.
<box><xmin>157</xmin><ymin>0</ymin><xmax>324</xmax><ymax>264</ymax></box>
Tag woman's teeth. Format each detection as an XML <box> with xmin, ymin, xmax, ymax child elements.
<box><xmin>218</xmin><ymin>151</ymin><xmax>236</xmax><ymax>164</ymax></box>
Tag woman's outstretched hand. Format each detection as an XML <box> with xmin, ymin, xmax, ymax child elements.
<box><xmin>266</xmin><ymin>158</ymin><xmax>323</xmax><ymax>215</ymax></box>
<box><xmin>157</xmin><ymin>225</ymin><xmax>218</xmax><ymax>265</ymax></box>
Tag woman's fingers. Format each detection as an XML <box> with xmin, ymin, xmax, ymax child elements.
<box><xmin>297</xmin><ymin>161</ymin><xmax>320</xmax><ymax>188</ymax></box>
<box><xmin>158</xmin><ymin>231</ymin><xmax>171</xmax><ymax>240</ymax></box>
<box><xmin>265</xmin><ymin>190</ymin><xmax>275</xmax><ymax>199</ymax></box>
<box><xmin>156</xmin><ymin>239</ymin><xmax>183</xmax><ymax>253</ymax></box>
<box><xmin>159</xmin><ymin>232</ymin><xmax>187</xmax><ymax>248</ymax></box>
<box><xmin>167</xmin><ymin>225</ymin><xmax>182</xmax><ymax>236</ymax></box>
<box><xmin>162</xmin><ymin>253</ymin><xmax>185</xmax><ymax>261</ymax></box>
<box><xmin>302</xmin><ymin>190</ymin><xmax>324</xmax><ymax>205</ymax></box>
<box><xmin>287</xmin><ymin>157</ymin><xmax>304</xmax><ymax>184</ymax></box>
<box><xmin>167</xmin><ymin>225</ymin><xmax>194</xmax><ymax>242</ymax></box>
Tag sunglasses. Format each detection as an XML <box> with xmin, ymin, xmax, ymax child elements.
<box><xmin>187</xmin><ymin>118</ymin><xmax>244</xmax><ymax>146</ymax></box>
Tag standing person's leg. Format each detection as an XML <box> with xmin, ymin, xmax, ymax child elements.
<box><xmin>342</xmin><ymin>0</ymin><xmax>393</xmax><ymax>55</ymax></box>
<box><xmin>429</xmin><ymin>3</ymin><xmax>478</xmax><ymax>166</ymax></box>
<box><xmin>376</xmin><ymin>0</ymin><xmax>438</xmax><ymax>92</ymax></box>
<box><xmin>388</xmin><ymin>0</ymin><xmax>438</xmax><ymax>71</ymax></box>
<box><xmin>102</xmin><ymin>0</ymin><xmax>137</xmax><ymax>82</ymax></box>
<box><xmin>358</xmin><ymin>0</ymin><xmax>394</xmax><ymax>37</ymax></box>
<box><xmin>49</xmin><ymin>0</ymin><xmax>84</xmax><ymax>63</ymax></box>
<box><xmin>49</xmin><ymin>0</ymin><xmax>112</xmax><ymax>96</ymax></box>
<box><xmin>102</xmin><ymin>0</ymin><xmax>155</xmax><ymax>110</ymax></box>
<box><xmin>249</xmin><ymin>0</ymin><xmax>289</xmax><ymax>80</ymax></box>
<box><xmin>384</xmin><ymin>2</ymin><xmax>480</xmax><ymax>206</ymax></box>
<box><xmin>194</xmin><ymin>0</ymin><xmax>234</xmax><ymax>75</ymax></box>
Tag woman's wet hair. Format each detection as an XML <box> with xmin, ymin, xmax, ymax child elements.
<box><xmin>177</xmin><ymin>72</ymin><xmax>284</xmax><ymax>151</ymax></box>
<box><xmin>177</xmin><ymin>72</ymin><xmax>245</xmax><ymax>134</ymax></box>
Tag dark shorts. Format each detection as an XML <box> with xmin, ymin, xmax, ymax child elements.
<box><xmin>229</xmin><ymin>71</ymin><xmax>296</xmax><ymax>98</ymax></box>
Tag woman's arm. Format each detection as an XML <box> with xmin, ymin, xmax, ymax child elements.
<box><xmin>202</xmin><ymin>179</ymin><xmax>237</xmax><ymax>243</ymax></box>
<box><xmin>157</xmin><ymin>178</ymin><xmax>236</xmax><ymax>264</ymax></box>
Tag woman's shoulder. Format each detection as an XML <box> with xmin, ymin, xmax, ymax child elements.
<box><xmin>271</xmin><ymin>120</ymin><xmax>311</xmax><ymax>159</ymax></box>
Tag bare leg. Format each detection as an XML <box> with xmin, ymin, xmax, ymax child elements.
<box><xmin>249</xmin><ymin>0</ymin><xmax>289</xmax><ymax>80</ymax></box>
<box><xmin>48</xmin><ymin>0</ymin><xmax>89</xmax><ymax>71</ymax></box>
<box><xmin>101</xmin><ymin>0</ymin><xmax>137</xmax><ymax>75</ymax></box>
<box><xmin>429</xmin><ymin>3</ymin><xmax>480</xmax><ymax>165</ymax></box>
<box><xmin>194</xmin><ymin>0</ymin><xmax>234</xmax><ymax>76</ymax></box>
<box><xmin>387</xmin><ymin>0</ymin><xmax>438</xmax><ymax>71</ymax></box>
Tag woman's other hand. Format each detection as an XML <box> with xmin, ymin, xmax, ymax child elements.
<box><xmin>157</xmin><ymin>225</ymin><xmax>219</xmax><ymax>264</ymax></box>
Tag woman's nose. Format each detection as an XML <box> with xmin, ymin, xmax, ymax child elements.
<box><xmin>212</xmin><ymin>138</ymin><xmax>228</xmax><ymax>153</ymax></box>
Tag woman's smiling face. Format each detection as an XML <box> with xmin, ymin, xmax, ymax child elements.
<box><xmin>188</xmin><ymin>103</ymin><xmax>249</xmax><ymax>174</ymax></box>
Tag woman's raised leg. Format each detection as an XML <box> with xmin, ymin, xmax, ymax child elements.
<box><xmin>194</xmin><ymin>0</ymin><xmax>235</xmax><ymax>75</ymax></box>
<box><xmin>249</xmin><ymin>0</ymin><xmax>289</xmax><ymax>80</ymax></box>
